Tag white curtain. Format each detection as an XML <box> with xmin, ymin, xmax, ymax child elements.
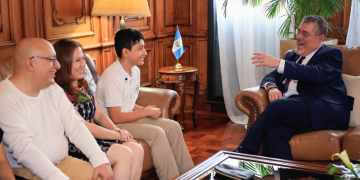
<box><xmin>216</xmin><ymin>0</ymin><xmax>286</xmax><ymax>125</ymax></box>
<box><xmin>346</xmin><ymin>0</ymin><xmax>360</xmax><ymax>46</ymax></box>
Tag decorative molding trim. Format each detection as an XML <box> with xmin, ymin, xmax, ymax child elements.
<box><xmin>47</xmin><ymin>31</ymin><xmax>95</xmax><ymax>41</ymax></box>
<box><xmin>0</xmin><ymin>41</ymin><xmax>16</xmax><ymax>48</ymax></box>
<box><xmin>51</xmin><ymin>0</ymin><xmax>86</xmax><ymax>27</ymax></box>
<box><xmin>0</xmin><ymin>1</ymin><xmax>2</xmax><ymax>32</ymax></box>
<box><xmin>125</xmin><ymin>17</ymin><xmax>145</xmax><ymax>21</ymax></box>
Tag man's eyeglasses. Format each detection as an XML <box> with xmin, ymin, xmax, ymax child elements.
<box><xmin>296</xmin><ymin>29</ymin><xmax>321</xmax><ymax>38</ymax></box>
<box><xmin>30</xmin><ymin>56</ymin><xmax>58</xmax><ymax>66</ymax></box>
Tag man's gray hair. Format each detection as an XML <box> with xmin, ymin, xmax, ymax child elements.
<box><xmin>302</xmin><ymin>15</ymin><xmax>328</xmax><ymax>37</ymax></box>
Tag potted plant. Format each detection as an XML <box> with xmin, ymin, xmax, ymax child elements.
<box><xmin>221</xmin><ymin>0</ymin><xmax>353</xmax><ymax>55</ymax></box>
<box><xmin>328</xmin><ymin>150</ymin><xmax>360</xmax><ymax>179</ymax></box>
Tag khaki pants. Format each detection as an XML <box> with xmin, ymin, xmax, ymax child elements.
<box><xmin>13</xmin><ymin>156</ymin><xmax>98</xmax><ymax>180</ymax></box>
<box><xmin>117</xmin><ymin>118</ymin><xmax>194</xmax><ymax>180</ymax></box>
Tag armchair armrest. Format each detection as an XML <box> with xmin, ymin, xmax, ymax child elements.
<box><xmin>136</xmin><ymin>87</ymin><xmax>180</xmax><ymax>119</ymax></box>
<box><xmin>234</xmin><ymin>86</ymin><xmax>269</xmax><ymax>128</ymax></box>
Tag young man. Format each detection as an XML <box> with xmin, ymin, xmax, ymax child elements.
<box><xmin>0</xmin><ymin>38</ymin><xmax>113</xmax><ymax>180</ymax></box>
<box><xmin>96</xmin><ymin>29</ymin><xmax>194</xmax><ymax>180</ymax></box>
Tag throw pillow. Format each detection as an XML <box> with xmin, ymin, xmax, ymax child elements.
<box><xmin>342</xmin><ymin>74</ymin><xmax>360</xmax><ymax>128</ymax></box>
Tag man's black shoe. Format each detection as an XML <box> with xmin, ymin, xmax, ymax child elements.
<box><xmin>232</xmin><ymin>145</ymin><xmax>249</xmax><ymax>153</ymax></box>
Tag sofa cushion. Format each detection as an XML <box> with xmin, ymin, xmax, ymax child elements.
<box><xmin>290</xmin><ymin>130</ymin><xmax>347</xmax><ymax>160</ymax></box>
<box><xmin>342</xmin><ymin>74</ymin><xmax>360</xmax><ymax>128</ymax></box>
<box><xmin>342</xmin><ymin>126</ymin><xmax>360</xmax><ymax>161</ymax></box>
<box><xmin>0</xmin><ymin>56</ymin><xmax>14</xmax><ymax>81</ymax></box>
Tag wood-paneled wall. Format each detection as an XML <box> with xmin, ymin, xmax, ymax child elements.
<box><xmin>0</xmin><ymin>0</ymin><xmax>352</xmax><ymax>114</ymax></box>
<box><xmin>0</xmin><ymin>0</ymin><xmax>211</xmax><ymax>113</ymax></box>
<box><xmin>326</xmin><ymin>0</ymin><xmax>352</xmax><ymax>45</ymax></box>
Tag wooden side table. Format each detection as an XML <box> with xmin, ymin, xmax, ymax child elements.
<box><xmin>156</xmin><ymin>66</ymin><xmax>199</xmax><ymax>129</ymax></box>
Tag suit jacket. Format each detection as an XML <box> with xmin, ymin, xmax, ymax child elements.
<box><xmin>260</xmin><ymin>45</ymin><xmax>351</xmax><ymax>130</ymax></box>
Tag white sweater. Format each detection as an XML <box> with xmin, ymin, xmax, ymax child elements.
<box><xmin>0</xmin><ymin>78</ymin><xmax>109</xmax><ymax>180</ymax></box>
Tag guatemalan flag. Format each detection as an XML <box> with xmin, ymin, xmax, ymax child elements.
<box><xmin>172</xmin><ymin>28</ymin><xmax>185</xmax><ymax>60</ymax></box>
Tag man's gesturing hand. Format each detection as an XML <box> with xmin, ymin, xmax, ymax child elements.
<box><xmin>268</xmin><ymin>88</ymin><xmax>283</xmax><ymax>102</ymax></box>
<box><xmin>252</xmin><ymin>53</ymin><xmax>280</xmax><ymax>68</ymax></box>
<box><xmin>92</xmin><ymin>164</ymin><xmax>113</xmax><ymax>180</ymax></box>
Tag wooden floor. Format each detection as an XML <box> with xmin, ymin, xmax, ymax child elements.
<box><xmin>181</xmin><ymin>114</ymin><xmax>247</xmax><ymax>165</ymax></box>
<box><xmin>181</xmin><ymin>114</ymin><xmax>341</xmax><ymax>167</ymax></box>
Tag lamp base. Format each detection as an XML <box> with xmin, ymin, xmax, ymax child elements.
<box><xmin>120</xmin><ymin>16</ymin><xmax>126</xmax><ymax>29</ymax></box>
<box><xmin>174</xmin><ymin>62</ymin><xmax>182</xmax><ymax>69</ymax></box>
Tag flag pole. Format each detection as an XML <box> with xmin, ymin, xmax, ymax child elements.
<box><xmin>174</xmin><ymin>25</ymin><xmax>183</xmax><ymax>69</ymax></box>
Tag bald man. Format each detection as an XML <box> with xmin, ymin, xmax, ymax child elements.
<box><xmin>0</xmin><ymin>38</ymin><xmax>113</xmax><ymax>180</ymax></box>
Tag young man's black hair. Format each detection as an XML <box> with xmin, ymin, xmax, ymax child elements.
<box><xmin>114</xmin><ymin>28</ymin><xmax>145</xmax><ymax>58</ymax></box>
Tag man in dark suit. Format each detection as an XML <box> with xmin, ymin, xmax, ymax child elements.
<box><xmin>233</xmin><ymin>15</ymin><xmax>351</xmax><ymax>160</ymax></box>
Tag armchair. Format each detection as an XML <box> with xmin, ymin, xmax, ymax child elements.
<box><xmin>235</xmin><ymin>45</ymin><xmax>360</xmax><ymax>161</ymax></box>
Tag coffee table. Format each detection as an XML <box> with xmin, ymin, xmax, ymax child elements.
<box><xmin>174</xmin><ymin>151</ymin><xmax>341</xmax><ymax>180</ymax></box>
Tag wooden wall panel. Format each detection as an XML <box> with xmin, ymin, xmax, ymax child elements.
<box><xmin>52</xmin><ymin>0</ymin><xmax>86</xmax><ymax>27</ymax></box>
<box><xmin>0</xmin><ymin>0</ymin><xmax>6</xmax><ymax>33</ymax></box>
<box><xmin>21</xmin><ymin>0</ymin><xmax>42</xmax><ymax>38</ymax></box>
<box><xmin>0</xmin><ymin>0</ymin><xmax>14</xmax><ymax>47</ymax></box>
<box><xmin>197</xmin><ymin>38</ymin><xmax>207</xmax><ymax>90</ymax></box>
<box><xmin>1</xmin><ymin>0</ymin><xmax>353</xmax><ymax>116</ymax></box>
<box><xmin>327</xmin><ymin>1</ymin><xmax>352</xmax><ymax>45</ymax></box>
<box><xmin>0</xmin><ymin>0</ymin><xmax>257</xmax><ymax>115</ymax></box>
<box><xmin>140</xmin><ymin>40</ymin><xmax>154</xmax><ymax>87</ymax></box>
<box><xmin>165</xmin><ymin>0</ymin><xmax>192</xmax><ymax>26</ymax></box>
<box><xmin>113</xmin><ymin>0</ymin><xmax>155</xmax><ymax>39</ymax></box>
<box><xmin>197</xmin><ymin>0</ymin><xmax>208</xmax><ymax>32</ymax></box>
<box><xmin>0</xmin><ymin>0</ymin><xmax>355</xmax><ymax>116</ymax></box>
<box><xmin>43</xmin><ymin>0</ymin><xmax>96</xmax><ymax>41</ymax></box>
<box><xmin>0</xmin><ymin>0</ymin><xmax>22</xmax><ymax>51</ymax></box>
<box><xmin>164</xmin><ymin>36</ymin><xmax>193</xmax><ymax>68</ymax></box>
<box><xmin>100</xmin><ymin>47</ymin><xmax>115</xmax><ymax>72</ymax></box>
<box><xmin>83</xmin><ymin>49</ymin><xmax>101</xmax><ymax>73</ymax></box>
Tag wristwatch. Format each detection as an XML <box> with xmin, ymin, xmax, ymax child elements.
<box><xmin>267</xmin><ymin>86</ymin><xmax>278</xmax><ymax>92</ymax></box>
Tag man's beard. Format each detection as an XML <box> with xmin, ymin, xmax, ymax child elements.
<box><xmin>295</xmin><ymin>47</ymin><xmax>304</xmax><ymax>55</ymax></box>
<box><xmin>295</xmin><ymin>39</ymin><xmax>305</xmax><ymax>55</ymax></box>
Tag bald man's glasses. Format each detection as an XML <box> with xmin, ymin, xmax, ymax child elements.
<box><xmin>30</xmin><ymin>56</ymin><xmax>58</xmax><ymax>66</ymax></box>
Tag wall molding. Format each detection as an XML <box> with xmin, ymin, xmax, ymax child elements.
<box><xmin>0</xmin><ymin>1</ymin><xmax>3</xmax><ymax>32</ymax></box>
<box><xmin>51</xmin><ymin>0</ymin><xmax>86</xmax><ymax>27</ymax></box>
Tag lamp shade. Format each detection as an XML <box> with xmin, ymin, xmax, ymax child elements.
<box><xmin>91</xmin><ymin>0</ymin><xmax>151</xmax><ymax>17</ymax></box>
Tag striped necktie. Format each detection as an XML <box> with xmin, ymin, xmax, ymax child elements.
<box><xmin>283</xmin><ymin>56</ymin><xmax>306</xmax><ymax>93</ymax></box>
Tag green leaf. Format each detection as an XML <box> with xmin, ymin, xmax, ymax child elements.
<box><xmin>220</xmin><ymin>0</ymin><xmax>360</xmax><ymax>37</ymax></box>
<box><xmin>327</xmin><ymin>166</ymin><xmax>342</xmax><ymax>175</ymax></box>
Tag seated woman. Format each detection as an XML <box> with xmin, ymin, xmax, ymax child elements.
<box><xmin>53</xmin><ymin>39</ymin><xmax>144</xmax><ymax>180</ymax></box>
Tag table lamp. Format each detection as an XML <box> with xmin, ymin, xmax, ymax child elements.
<box><xmin>91</xmin><ymin>0</ymin><xmax>151</xmax><ymax>29</ymax></box>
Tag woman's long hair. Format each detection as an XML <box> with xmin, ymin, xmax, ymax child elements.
<box><xmin>54</xmin><ymin>39</ymin><xmax>88</xmax><ymax>103</ymax></box>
